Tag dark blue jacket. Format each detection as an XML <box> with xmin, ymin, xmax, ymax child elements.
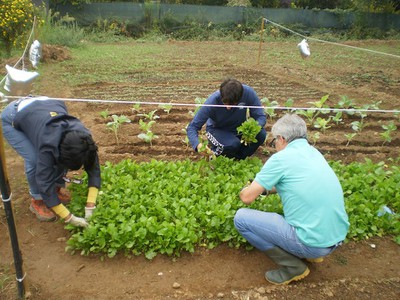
<box><xmin>13</xmin><ymin>100</ymin><xmax>101</xmax><ymax>207</ymax></box>
<box><xmin>187</xmin><ymin>85</ymin><xmax>266</xmax><ymax>150</ymax></box>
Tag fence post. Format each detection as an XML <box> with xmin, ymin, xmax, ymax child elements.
<box><xmin>257</xmin><ymin>18</ymin><xmax>265</xmax><ymax>65</ymax></box>
<box><xmin>0</xmin><ymin>124</ymin><xmax>26</xmax><ymax>299</ymax></box>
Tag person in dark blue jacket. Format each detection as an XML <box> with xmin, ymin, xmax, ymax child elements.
<box><xmin>1</xmin><ymin>97</ymin><xmax>101</xmax><ymax>227</ymax></box>
<box><xmin>187</xmin><ymin>79</ymin><xmax>267</xmax><ymax>159</ymax></box>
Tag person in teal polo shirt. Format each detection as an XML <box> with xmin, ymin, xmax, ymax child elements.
<box><xmin>234</xmin><ymin>113</ymin><xmax>349</xmax><ymax>285</ymax></box>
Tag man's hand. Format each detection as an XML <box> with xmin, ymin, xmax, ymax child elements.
<box><xmin>197</xmin><ymin>143</ymin><xmax>213</xmax><ymax>160</ymax></box>
<box><xmin>85</xmin><ymin>206</ymin><xmax>96</xmax><ymax>220</ymax></box>
<box><xmin>65</xmin><ymin>214</ymin><xmax>88</xmax><ymax>227</ymax></box>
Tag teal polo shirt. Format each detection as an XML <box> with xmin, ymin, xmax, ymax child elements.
<box><xmin>255</xmin><ymin>139</ymin><xmax>349</xmax><ymax>247</ymax></box>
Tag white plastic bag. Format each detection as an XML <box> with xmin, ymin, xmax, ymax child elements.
<box><xmin>29</xmin><ymin>40</ymin><xmax>42</xmax><ymax>68</ymax></box>
<box><xmin>4</xmin><ymin>65</ymin><xmax>39</xmax><ymax>96</ymax></box>
<box><xmin>297</xmin><ymin>39</ymin><xmax>310</xmax><ymax>59</ymax></box>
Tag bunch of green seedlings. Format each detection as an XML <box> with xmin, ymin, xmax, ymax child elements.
<box><xmin>66</xmin><ymin>156</ymin><xmax>399</xmax><ymax>259</ymax></box>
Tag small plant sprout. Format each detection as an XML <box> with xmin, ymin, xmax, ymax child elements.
<box><xmin>345</xmin><ymin>133</ymin><xmax>357</xmax><ymax>146</ymax></box>
<box><xmin>284</xmin><ymin>98</ymin><xmax>295</xmax><ymax>112</ymax></box>
<box><xmin>313</xmin><ymin>116</ymin><xmax>332</xmax><ymax>133</ymax></box>
<box><xmin>237</xmin><ymin>118</ymin><xmax>261</xmax><ymax>146</ymax></box>
<box><xmin>138</xmin><ymin>109</ymin><xmax>160</xmax><ymax>121</ymax></box>
<box><xmin>351</xmin><ymin>120</ymin><xmax>366</xmax><ymax>133</ymax></box>
<box><xmin>189</xmin><ymin>97</ymin><xmax>207</xmax><ymax>117</ymax></box>
<box><xmin>138</xmin><ymin>131</ymin><xmax>158</xmax><ymax>146</ymax></box>
<box><xmin>107</xmin><ymin>115</ymin><xmax>131</xmax><ymax>145</ymax></box>
<box><xmin>131</xmin><ymin>103</ymin><xmax>141</xmax><ymax>113</ymax></box>
<box><xmin>261</xmin><ymin>98</ymin><xmax>279</xmax><ymax>120</ymax></box>
<box><xmin>336</xmin><ymin>95</ymin><xmax>356</xmax><ymax>115</ymax></box>
<box><xmin>380</xmin><ymin>121</ymin><xmax>397</xmax><ymax>145</ymax></box>
<box><xmin>181</xmin><ymin>125</ymin><xmax>190</xmax><ymax>149</ymax></box>
<box><xmin>138</xmin><ymin>119</ymin><xmax>158</xmax><ymax>146</ymax></box>
<box><xmin>296</xmin><ymin>109</ymin><xmax>315</xmax><ymax>125</ymax></box>
<box><xmin>332</xmin><ymin>111</ymin><xmax>343</xmax><ymax>125</ymax></box>
<box><xmin>99</xmin><ymin>110</ymin><xmax>109</xmax><ymax>119</ymax></box>
<box><xmin>311</xmin><ymin>131</ymin><xmax>320</xmax><ymax>146</ymax></box>
<box><xmin>308</xmin><ymin>94</ymin><xmax>330</xmax><ymax>120</ymax></box>
<box><xmin>159</xmin><ymin>103</ymin><xmax>173</xmax><ymax>114</ymax></box>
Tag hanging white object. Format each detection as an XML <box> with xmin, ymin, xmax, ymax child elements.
<box><xmin>297</xmin><ymin>39</ymin><xmax>310</xmax><ymax>59</ymax></box>
<box><xmin>29</xmin><ymin>40</ymin><xmax>42</xmax><ymax>68</ymax></box>
<box><xmin>4</xmin><ymin>65</ymin><xmax>39</xmax><ymax>96</ymax></box>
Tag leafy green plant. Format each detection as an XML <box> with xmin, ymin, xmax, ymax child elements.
<box><xmin>138</xmin><ymin>109</ymin><xmax>160</xmax><ymax>121</ymax></box>
<box><xmin>159</xmin><ymin>103</ymin><xmax>173</xmax><ymax>114</ymax></box>
<box><xmin>380</xmin><ymin>121</ymin><xmax>397</xmax><ymax>145</ymax></box>
<box><xmin>345</xmin><ymin>132</ymin><xmax>357</xmax><ymax>146</ymax></box>
<box><xmin>237</xmin><ymin>118</ymin><xmax>261</xmax><ymax>146</ymax></box>
<box><xmin>138</xmin><ymin>131</ymin><xmax>158</xmax><ymax>145</ymax></box>
<box><xmin>296</xmin><ymin>109</ymin><xmax>315</xmax><ymax>125</ymax></box>
<box><xmin>106</xmin><ymin>114</ymin><xmax>131</xmax><ymax>145</ymax></box>
<box><xmin>131</xmin><ymin>103</ymin><xmax>141</xmax><ymax>113</ymax></box>
<box><xmin>189</xmin><ymin>97</ymin><xmax>206</xmax><ymax>117</ymax></box>
<box><xmin>260</xmin><ymin>98</ymin><xmax>279</xmax><ymax>120</ymax></box>
<box><xmin>332</xmin><ymin>111</ymin><xmax>343</xmax><ymax>125</ymax></box>
<box><xmin>313</xmin><ymin>116</ymin><xmax>332</xmax><ymax>133</ymax></box>
<box><xmin>99</xmin><ymin>110</ymin><xmax>109</xmax><ymax>119</ymax></box>
<box><xmin>350</xmin><ymin>120</ymin><xmax>366</xmax><ymax>133</ymax></box>
<box><xmin>310</xmin><ymin>131</ymin><xmax>320</xmax><ymax>145</ymax></box>
<box><xmin>138</xmin><ymin>119</ymin><xmax>158</xmax><ymax>146</ymax></box>
<box><xmin>66</xmin><ymin>157</ymin><xmax>400</xmax><ymax>259</ymax></box>
<box><xmin>284</xmin><ymin>98</ymin><xmax>294</xmax><ymax>110</ymax></box>
<box><xmin>335</xmin><ymin>95</ymin><xmax>356</xmax><ymax>115</ymax></box>
<box><xmin>181</xmin><ymin>125</ymin><xmax>190</xmax><ymax>149</ymax></box>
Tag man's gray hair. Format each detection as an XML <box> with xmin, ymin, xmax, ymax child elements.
<box><xmin>271</xmin><ymin>114</ymin><xmax>307</xmax><ymax>143</ymax></box>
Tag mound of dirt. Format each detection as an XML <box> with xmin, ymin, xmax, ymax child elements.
<box><xmin>41</xmin><ymin>44</ymin><xmax>71</xmax><ymax>63</ymax></box>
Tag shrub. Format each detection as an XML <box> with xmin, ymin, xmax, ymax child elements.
<box><xmin>0</xmin><ymin>0</ymin><xmax>36</xmax><ymax>57</ymax></box>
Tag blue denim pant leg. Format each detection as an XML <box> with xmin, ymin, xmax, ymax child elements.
<box><xmin>234</xmin><ymin>207</ymin><xmax>335</xmax><ymax>258</ymax></box>
<box><xmin>1</xmin><ymin>101</ymin><xmax>42</xmax><ymax>199</ymax></box>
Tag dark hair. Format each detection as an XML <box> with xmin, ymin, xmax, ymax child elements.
<box><xmin>59</xmin><ymin>131</ymin><xmax>98</xmax><ymax>170</ymax></box>
<box><xmin>219</xmin><ymin>78</ymin><xmax>243</xmax><ymax>106</ymax></box>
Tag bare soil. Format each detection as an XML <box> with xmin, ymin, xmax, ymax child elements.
<box><xmin>1</xmin><ymin>40</ymin><xmax>399</xmax><ymax>299</ymax></box>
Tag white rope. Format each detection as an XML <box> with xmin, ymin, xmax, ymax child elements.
<box><xmin>264</xmin><ymin>18</ymin><xmax>400</xmax><ymax>59</ymax></box>
<box><xmin>3</xmin><ymin>95</ymin><xmax>400</xmax><ymax>114</ymax></box>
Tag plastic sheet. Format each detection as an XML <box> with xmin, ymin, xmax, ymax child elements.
<box><xmin>297</xmin><ymin>39</ymin><xmax>310</xmax><ymax>59</ymax></box>
<box><xmin>4</xmin><ymin>65</ymin><xmax>39</xmax><ymax>96</ymax></box>
<box><xmin>29</xmin><ymin>40</ymin><xmax>42</xmax><ymax>68</ymax></box>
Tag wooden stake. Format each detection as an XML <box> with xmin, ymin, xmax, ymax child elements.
<box><xmin>257</xmin><ymin>18</ymin><xmax>265</xmax><ymax>65</ymax></box>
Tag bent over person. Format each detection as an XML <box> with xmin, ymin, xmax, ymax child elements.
<box><xmin>1</xmin><ymin>96</ymin><xmax>101</xmax><ymax>227</ymax></box>
<box><xmin>187</xmin><ymin>78</ymin><xmax>267</xmax><ymax>160</ymax></box>
<box><xmin>234</xmin><ymin>113</ymin><xmax>349</xmax><ymax>285</ymax></box>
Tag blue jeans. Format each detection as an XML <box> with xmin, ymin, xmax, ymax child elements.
<box><xmin>234</xmin><ymin>208</ymin><xmax>339</xmax><ymax>259</ymax></box>
<box><xmin>207</xmin><ymin>127</ymin><xmax>267</xmax><ymax>160</ymax></box>
<box><xmin>1</xmin><ymin>100</ymin><xmax>64</xmax><ymax>200</ymax></box>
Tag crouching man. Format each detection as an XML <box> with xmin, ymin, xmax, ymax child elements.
<box><xmin>234</xmin><ymin>113</ymin><xmax>349</xmax><ymax>285</ymax></box>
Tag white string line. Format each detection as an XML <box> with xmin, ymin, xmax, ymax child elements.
<box><xmin>264</xmin><ymin>18</ymin><xmax>400</xmax><ymax>59</ymax></box>
<box><xmin>0</xmin><ymin>17</ymin><xmax>37</xmax><ymax>87</ymax></box>
<box><xmin>3</xmin><ymin>95</ymin><xmax>399</xmax><ymax>114</ymax></box>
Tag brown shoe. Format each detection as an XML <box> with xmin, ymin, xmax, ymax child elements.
<box><xmin>29</xmin><ymin>199</ymin><xmax>56</xmax><ymax>222</ymax></box>
<box><xmin>56</xmin><ymin>187</ymin><xmax>71</xmax><ymax>204</ymax></box>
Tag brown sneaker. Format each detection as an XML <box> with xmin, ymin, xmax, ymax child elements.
<box><xmin>29</xmin><ymin>199</ymin><xmax>56</xmax><ymax>222</ymax></box>
<box><xmin>56</xmin><ymin>187</ymin><xmax>71</xmax><ymax>204</ymax></box>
